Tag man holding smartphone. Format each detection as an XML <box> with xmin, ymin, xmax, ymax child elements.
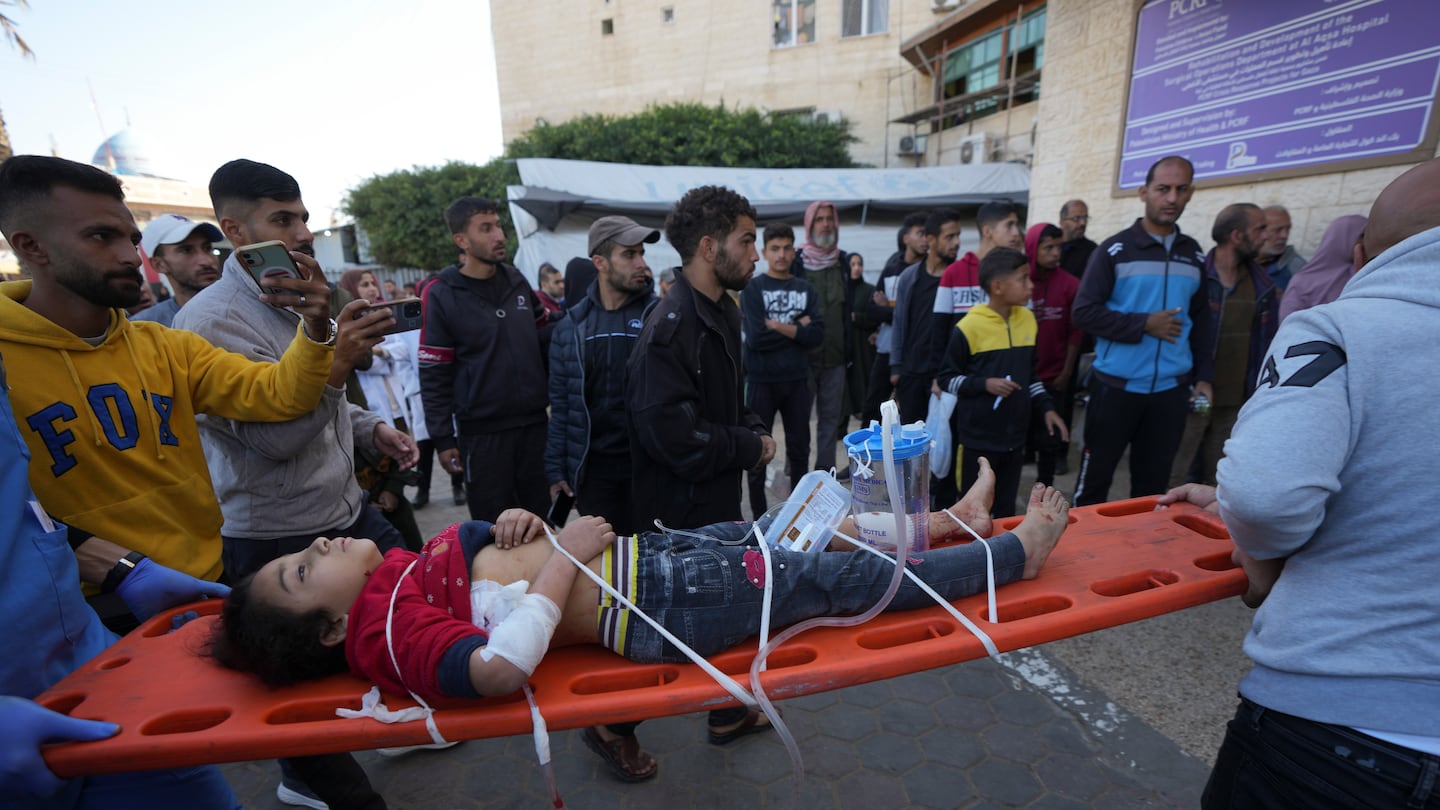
<box><xmin>174</xmin><ymin>159</ymin><xmax>417</xmax><ymax>810</ymax></box>
<box><xmin>0</xmin><ymin>155</ymin><xmax>343</xmax><ymax>808</ymax></box>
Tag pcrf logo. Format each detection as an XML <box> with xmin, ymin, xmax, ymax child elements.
<box><xmin>1169</xmin><ymin>0</ymin><xmax>1206</xmax><ymax>18</ymax></box>
<box><xmin>1227</xmin><ymin>142</ymin><xmax>1258</xmax><ymax>169</ymax></box>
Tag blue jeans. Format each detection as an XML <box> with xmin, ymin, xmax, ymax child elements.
<box><xmin>617</xmin><ymin>520</ymin><xmax>1026</xmax><ymax>664</ymax></box>
<box><xmin>1203</xmin><ymin>698</ymin><xmax>1440</xmax><ymax>809</ymax></box>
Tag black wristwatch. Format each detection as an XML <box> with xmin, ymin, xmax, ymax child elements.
<box><xmin>101</xmin><ymin>551</ymin><xmax>147</xmax><ymax>593</ymax></box>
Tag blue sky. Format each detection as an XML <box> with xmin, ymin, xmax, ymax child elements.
<box><xmin>1</xmin><ymin>0</ymin><xmax>505</xmax><ymax>223</ymax></box>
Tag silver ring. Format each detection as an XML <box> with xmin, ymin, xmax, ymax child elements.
<box><xmin>299</xmin><ymin>294</ymin><xmax>308</xmax><ymax>305</ymax></box>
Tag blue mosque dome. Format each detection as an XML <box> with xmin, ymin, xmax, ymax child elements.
<box><xmin>91</xmin><ymin>129</ymin><xmax>159</xmax><ymax>177</ymax></box>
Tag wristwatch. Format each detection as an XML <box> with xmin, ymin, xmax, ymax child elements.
<box><xmin>305</xmin><ymin>317</ymin><xmax>339</xmax><ymax>346</ymax></box>
<box><xmin>101</xmin><ymin>551</ymin><xmax>147</xmax><ymax>593</ymax></box>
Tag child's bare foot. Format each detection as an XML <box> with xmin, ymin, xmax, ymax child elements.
<box><xmin>938</xmin><ymin>457</ymin><xmax>996</xmax><ymax>539</ymax></box>
<box><xmin>1010</xmin><ymin>483</ymin><xmax>1069</xmax><ymax>579</ymax></box>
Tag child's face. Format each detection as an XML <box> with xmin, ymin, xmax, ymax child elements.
<box><xmin>251</xmin><ymin>536</ymin><xmax>384</xmax><ymax>620</ymax></box>
<box><xmin>989</xmin><ymin>266</ymin><xmax>1034</xmax><ymax>307</ymax></box>
<box><xmin>1035</xmin><ymin>236</ymin><xmax>1062</xmax><ymax>271</ymax></box>
<box><xmin>764</xmin><ymin>238</ymin><xmax>795</xmax><ymax>273</ymax></box>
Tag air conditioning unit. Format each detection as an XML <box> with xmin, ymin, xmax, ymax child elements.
<box><xmin>813</xmin><ymin>108</ymin><xmax>844</xmax><ymax>126</ymax></box>
<box><xmin>897</xmin><ymin>133</ymin><xmax>928</xmax><ymax>156</ymax></box>
<box><xmin>932</xmin><ymin>0</ymin><xmax>964</xmax><ymax>12</ymax></box>
<box><xmin>959</xmin><ymin>133</ymin><xmax>992</xmax><ymax>165</ymax></box>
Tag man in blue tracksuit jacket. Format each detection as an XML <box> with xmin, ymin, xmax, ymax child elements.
<box><xmin>545</xmin><ymin>216</ymin><xmax>659</xmax><ymax>537</ymax></box>
<box><xmin>1071</xmin><ymin>156</ymin><xmax>1214</xmax><ymax>506</ymax></box>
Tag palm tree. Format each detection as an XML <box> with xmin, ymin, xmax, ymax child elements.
<box><xmin>0</xmin><ymin>0</ymin><xmax>34</xmax><ymax>162</ymax></box>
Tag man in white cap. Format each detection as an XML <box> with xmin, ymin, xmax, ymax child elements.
<box><xmin>133</xmin><ymin>214</ymin><xmax>223</xmax><ymax>327</ymax></box>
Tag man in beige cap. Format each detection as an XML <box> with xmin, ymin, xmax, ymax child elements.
<box><xmin>546</xmin><ymin>215</ymin><xmax>660</xmax><ymax>534</ymax></box>
<box><xmin>546</xmin><ymin>214</ymin><xmax>662</xmax><ymax>780</ymax></box>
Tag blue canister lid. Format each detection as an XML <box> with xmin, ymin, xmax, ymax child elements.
<box><xmin>843</xmin><ymin>420</ymin><xmax>931</xmax><ymax>461</ymax></box>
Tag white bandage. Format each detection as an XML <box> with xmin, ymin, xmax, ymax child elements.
<box><xmin>478</xmin><ymin>592</ymin><xmax>562</xmax><ymax>676</ymax></box>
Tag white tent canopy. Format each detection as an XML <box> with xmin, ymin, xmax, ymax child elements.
<box><xmin>506</xmin><ymin>158</ymin><xmax>1031</xmax><ymax>287</ymax></box>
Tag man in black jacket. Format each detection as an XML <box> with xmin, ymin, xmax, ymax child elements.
<box><xmin>546</xmin><ymin>215</ymin><xmax>659</xmax><ymax>535</ymax></box>
<box><xmin>627</xmin><ymin>185</ymin><xmax>775</xmax><ymax>531</ymax></box>
<box><xmin>420</xmin><ymin>197</ymin><xmax>550</xmax><ymax>521</ymax></box>
<box><xmin>626</xmin><ymin>184</ymin><xmax>779</xmax><ymax>762</ymax></box>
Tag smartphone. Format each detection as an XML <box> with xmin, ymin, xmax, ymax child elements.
<box><xmin>356</xmin><ymin>297</ymin><xmax>424</xmax><ymax>335</ymax></box>
<box><xmin>546</xmin><ymin>490</ymin><xmax>575</xmax><ymax>527</ymax></box>
<box><xmin>236</xmin><ymin>240</ymin><xmax>301</xmax><ymax>295</ymax></box>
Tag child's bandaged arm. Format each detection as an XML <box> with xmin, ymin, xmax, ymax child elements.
<box><xmin>465</xmin><ymin>545</ymin><xmax>581</xmax><ymax>696</ymax></box>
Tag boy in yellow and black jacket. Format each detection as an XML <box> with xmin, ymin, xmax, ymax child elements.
<box><xmin>937</xmin><ymin>248</ymin><xmax>1068</xmax><ymax>517</ymax></box>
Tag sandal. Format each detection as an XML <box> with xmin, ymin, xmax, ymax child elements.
<box><xmin>708</xmin><ymin>708</ymin><xmax>776</xmax><ymax>746</ymax></box>
<box><xmin>581</xmin><ymin>725</ymin><xmax>658</xmax><ymax>782</ymax></box>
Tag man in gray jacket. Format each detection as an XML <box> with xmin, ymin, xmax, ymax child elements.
<box><xmin>174</xmin><ymin>159</ymin><xmax>417</xmax><ymax>810</ymax></box>
<box><xmin>1166</xmin><ymin>158</ymin><xmax>1440</xmax><ymax>809</ymax></box>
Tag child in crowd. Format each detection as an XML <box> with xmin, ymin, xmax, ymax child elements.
<box><xmin>739</xmin><ymin>224</ymin><xmax>823</xmax><ymax>515</ymax></box>
<box><xmin>1025</xmin><ymin>223</ymin><xmax>1082</xmax><ymax>486</ymax></box>
<box><xmin>210</xmin><ymin>465</ymin><xmax>1068</xmax><ymax>745</ymax></box>
<box><xmin>938</xmin><ymin>248</ymin><xmax>1069</xmax><ymax>518</ymax></box>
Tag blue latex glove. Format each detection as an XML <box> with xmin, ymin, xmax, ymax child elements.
<box><xmin>0</xmin><ymin>696</ymin><xmax>118</xmax><ymax>798</ymax></box>
<box><xmin>115</xmin><ymin>558</ymin><xmax>230</xmax><ymax>621</ymax></box>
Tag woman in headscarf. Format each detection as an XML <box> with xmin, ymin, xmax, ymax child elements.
<box><xmin>1278</xmin><ymin>215</ymin><xmax>1367</xmax><ymax>323</ymax></box>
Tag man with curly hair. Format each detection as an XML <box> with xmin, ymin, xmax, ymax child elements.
<box><xmin>627</xmin><ymin>185</ymin><xmax>775</xmax><ymax>531</ymax></box>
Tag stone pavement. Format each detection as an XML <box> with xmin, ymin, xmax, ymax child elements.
<box><xmin>219</xmin><ymin>405</ymin><xmax>1234</xmax><ymax>809</ymax></box>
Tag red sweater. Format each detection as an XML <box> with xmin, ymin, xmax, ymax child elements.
<box><xmin>1030</xmin><ymin>269</ymin><xmax>1081</xmax><ymax>383</ymax></box>
<box><xmin>345</xmin><ymin>524</ymin><xmax>488</xmax><ymax>702</ymax></box>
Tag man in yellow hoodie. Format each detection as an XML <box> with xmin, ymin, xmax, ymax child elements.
<box><xmin>0</xmin><ymin>155</ymin><xmax>341</xmax><ymax>629</ymax></box>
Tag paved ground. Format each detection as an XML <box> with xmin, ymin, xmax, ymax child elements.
<box><xmin>220</xmin><ymin>402</ymin><xmax>1254</xmax><ymax>809</ymax></box>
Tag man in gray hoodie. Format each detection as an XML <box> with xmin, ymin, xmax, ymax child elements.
<box><xmin>174</xmin><ymin>159</ymin><xmax>417</xmax><ymax>810</ymax></box>
<box><xmin>1167</xmin><ymin>158</ymin><xmax>1440</xmax><ymax>809</ymax></box>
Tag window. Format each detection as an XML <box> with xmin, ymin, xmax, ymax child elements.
<box><xmin>773</xmin><ymin>0</ymin><xmax>816</xmax><ymax>48</ymax></box>
<box><xmin>942</xmin><ymin>29</ymin><xmax>1003</xmax><ymax>101</ymax></box>
<box><xmin>662</xmin><ymin>7</ymin><xmax>675</xmax><ymax>24</ymax></box>
<box><xmin>842</xmin><ymin>0</ymin><xmax>889</xmax><ymax>37</ymax></box>
<box><xmin>601</xmin><ymin>18</ymin><xmax>614</xmax><ymax>35</ymax></box>
<box><xmin>937</xmin><ymin>7</ymin><xmax>1047</xmax><ymax>123</ymax></box>
<box><xmin>1013</xmin><ymin>8</ymin><xmax>1045</xmax><ymax>75</ymax></box>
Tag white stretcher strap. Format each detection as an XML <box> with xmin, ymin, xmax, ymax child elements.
<box><xmin>943</xmin><ymin>507</ymin><xmax>999</xmax><ymax>624</ymax></box>
<box><xmin>830</xmin><ymin>526</ymin><xmax>1000</xmax><ymax>658</ymax></box>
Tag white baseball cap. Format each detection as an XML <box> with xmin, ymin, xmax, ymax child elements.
<box><xmin>140</xmin><ymin>214</ymin><xmax>224</xmax><ymax>256</ymax></box>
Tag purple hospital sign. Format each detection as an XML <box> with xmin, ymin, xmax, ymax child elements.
<box><xmin>1118</xmin><ymin>0</ymin><xmax>1440</xmax><ymax>188</ymax></box>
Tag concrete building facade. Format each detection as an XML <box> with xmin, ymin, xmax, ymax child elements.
<box><xmin>491</xmin><ymin>0</ymin><xmax>1438</xmax><ymax>257</ymax></box>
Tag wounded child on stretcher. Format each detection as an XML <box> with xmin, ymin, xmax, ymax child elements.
<box><xmin>210</xmin><ymin>459</ymin><xmax>1069</xmax><ymax>707</ymax></box>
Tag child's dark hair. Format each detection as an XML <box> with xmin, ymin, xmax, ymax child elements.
<box><xmin>762</xmin><ymin>223</ymin><xmax>795</xmax><ymax>246</ymax></box>
<box><xmin>979</xmin><ymin>247</ymin><xmax>1028</xmax><ymax>295</ymax></box>
<box><xmin>207</xmin><ymin>574</ymin><xmax>347</xmax><ymax>687</ymax></box>
<box><xmin>1038</xmin><ymin>223</ymin><xmax>1063</xmax><ymax>243</ymax></box>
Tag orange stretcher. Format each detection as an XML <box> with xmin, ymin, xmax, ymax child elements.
<box><xmin>38</xmin><ymin>497</ymin><xmax>1246</xmax><ymax>777</ymax></box>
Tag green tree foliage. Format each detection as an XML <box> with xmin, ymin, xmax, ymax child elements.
<box><xmin>342</xmin><ymin>159</ymin><xmax>518</xmax><ymax>271</ymax></box>
<box><xmin>343</xmin><ymin>102</ymin><xmax>856</xmax><ymax>269</ymax></box>
<box><xmin>507</xmin><ymin>102</ymin><xmax>858</xmax><ymax>169</ymax></box>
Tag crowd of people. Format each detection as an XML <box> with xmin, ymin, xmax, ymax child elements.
<box><xmin>2</xmin><ymin>146</ymin><xmax>1430</xmax><ymax>810</ymax></box>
